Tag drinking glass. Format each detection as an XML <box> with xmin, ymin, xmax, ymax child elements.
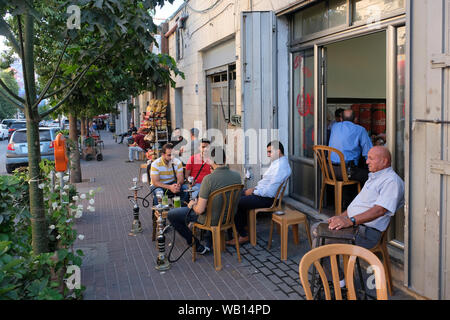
<box><xmin>156</xmin><ymin>190</ymin><xmax>163</xmax><ymax>206</ymax></box>
<box><xmin>173</xmin><ymin>196</ymin><xmax>181</xmax><ymax>208</ymax></box>
<box><xmin>162</xmin><ymin>195</ymin><xmax>169</xmax><ymax>206</ymax></box>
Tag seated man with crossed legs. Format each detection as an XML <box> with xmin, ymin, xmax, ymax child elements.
<box><xmin>227</xmin><ymin>141</ymin><xmax>292</xmax><ymax>245</ymax></box>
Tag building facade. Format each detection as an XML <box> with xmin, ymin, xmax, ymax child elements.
<box><xmin>165</xmin><ymin>0</ymin><xmax>450</xmax><ymax>300</ymax></box>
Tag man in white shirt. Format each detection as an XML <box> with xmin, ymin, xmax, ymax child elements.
<box><xmin>312</xmin><ymin>146</ymin><xmax>405</xmax><ymax>249</ymax></box>
<box><xmin>226</xmin><ymin>141</ymin><xmax>292</xmax><ymax>245</ymax></box>
<box><xmin>310</xmin><ymin>146</ymin><xmax>404</xmax><ymax>290</ymax></box>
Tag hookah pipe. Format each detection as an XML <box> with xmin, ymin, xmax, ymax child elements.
<box><xmin>128</xmin><ymin>177</ymin><xmax>143</xmax><ymax>236</ymax></box>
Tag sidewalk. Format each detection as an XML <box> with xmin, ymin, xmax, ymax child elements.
<box><xmin>73</xmin><ymin>131</ymin><xmax>415</xmax><ymax>300</ymax></box>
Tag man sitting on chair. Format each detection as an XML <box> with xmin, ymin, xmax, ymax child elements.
<box><xmin>227</xmin><ymin>141</ymin><xmax>292</xmax><ymax>245</ymax></box>
<box><xmin>119</xmin><ymin>122</ymin><xmax>137</xmax><ymax>144</ymax></box>
<box><xmin>168</xmin><ymin>147</ymin><xmax>242</xmax><ymax>255</ymax></box>
<box><xmin>150</xmin><ymin>143</ymin><xmax>188</xmax><ymax>205</ymax></box>
<box><xmin>125</xmin><ymin>132</ymin><xmax>148</xmax><ymax>163</ymax></box>
<box><xmin>182</xmin><ymin>138</ymin><xmax>212</xmax><ymax>199</ymax></box>
<box><xmin>312</xmin><ymin>146</ymin><xmax>405</xmax><ymax>250</ymax></box>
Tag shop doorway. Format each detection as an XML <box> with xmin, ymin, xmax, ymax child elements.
<box><xmin>206</xmin><ymin>65</ymin><xmax>236</xmax><ymax>144</ymax></box>
<box><xmin>322</xmin><ymin>32</ymin><xmax>387</xmax><ymax>147</ymax></box>
<box><xmin>317</xmin><ymin>30</ymin><xmax>405</xmax><ymax>244</ymax></box>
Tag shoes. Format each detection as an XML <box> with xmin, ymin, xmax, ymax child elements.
<box><xmin>125</xmin><ymin>160</ymin><xmax>134</xmax><ymax>163</ymax></box>
<box><xmin>225</xmin><ymin>236</ymin><xmax>249</xmax><ymax>246</ymax></box>
<box><xmin>118</xmin><ymin>141</ymin><xmax>123</xmax><ymax>144</ymax></box>
<box><xmin>196</xmin><ymin>244</ymin><xmax>210</xmax><ymax>255</ymax></box>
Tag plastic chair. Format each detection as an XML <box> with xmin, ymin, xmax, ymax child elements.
<box><xmin>370</xmin><ymin>229</ymin><xmax>394</xmax><ymax>296</ymax></box>
<box><xmin>192</xmin><ymin>184</ymin><xmax>244</xmax><ymax>271</ymax></box>
<box><xmin>248</xmin><ymin>178</ymin><xmax>289</xmax><ymax>246</ymax></box>
<box><xmin>313</xmin><ymin>145</ymin><xmax>361</xmax><ymax>215</ymax></box>
<box><xmin>299</xmin><ymin>243</ymin><xmax>388</xmax><ymax>300</ymax></box>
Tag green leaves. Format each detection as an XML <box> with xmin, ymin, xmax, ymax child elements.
<box><xmin>57</xmin><ymin>248</ymin><xmax>68</xmax><ymax>261</ymax></box>
<box><xmin>0</xmin><ymin>160</ymin><xmax>91</xmax><ymax>300</ymax></box>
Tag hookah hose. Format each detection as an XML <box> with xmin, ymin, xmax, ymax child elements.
<box><xmin>167</xmin><ymin>207</ymin><xmax>203</xmax><ymax>263</ymax></box>
<box><xmin>129</xmin><ymin>186</ymin><xmax>201</xmax><ymax>264</ymax></box>
<box><xmin>127</xmin><ymin>185</ymin><xmax>157</xmax><ymax>208</ymax></box>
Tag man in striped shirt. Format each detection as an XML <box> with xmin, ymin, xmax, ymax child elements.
<box><xmin>150</xmin><ymin>143</ymin><xmax>188</xmax><ymax>206</ymax></box>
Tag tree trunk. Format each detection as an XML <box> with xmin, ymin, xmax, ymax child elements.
<box><xmin>80</xmin><ymin>117</ymin><xmax>87</xmax><ymax>136</ymax></box>
<box><xmin>23</xmin><ymin>13</ymin><xmax>48</xmax><ymax>254</ymax></box>
<box><xmin>26</xmin><ymin>109</ymin><xmax>48</xmax><ymax>254</ymax></box>
<box><xmin>69</xmin><ymin>112</ymin><xmax>82</xmax><ymax>183</ymax></box>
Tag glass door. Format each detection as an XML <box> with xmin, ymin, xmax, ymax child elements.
<box><xmin>290</xmin><ymin>49</ymin><xmax>317</xmax><ymax>206</ymax></box>
<box><xmin>388</xmin><ymin>25</ymin><xmax>406</xmax><ymax>245</ymax></box>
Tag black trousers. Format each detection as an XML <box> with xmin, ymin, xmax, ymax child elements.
<box><xmin>234</xmin><ymin>190</ymin><xmax>274</xmax><ymax>237</ymax></box>
<box><xmin>332</xmin><ymin>164</ymin><xmax>369</xmax><ymax>210</ymax></box>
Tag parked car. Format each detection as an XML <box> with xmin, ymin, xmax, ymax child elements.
<box><xmin>1</xmin><ymin>118</ymin><xmax>20</xmax><ymax>127</ymax></box>
<box><xmin>62</xmin><ymin>119</ymin><xmax>81</xmax><ymax>133</ymax></box>
<box><xmin>47</xmin><ymin>120</ymin><xmax>61</xmax><ymax>128</ymax></box>
<box><xmin>5</xmin><ymin>127</ymin><xmax>60</xmax><ymax>173</ymax></box>
<box><xmin>0</xmin><ymin>124</ymin><xmax>8</xmax><ymax>140</ymax></box>
<box><xmin>7</xmin><ymin>121</ymin><xmax>27</xmax><ymax>139</ymax></box>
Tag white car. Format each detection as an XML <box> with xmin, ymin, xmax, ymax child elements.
<box><xmin>0</xmin><ymin>124</ymin><xmax>8</xmax><ymax>140</ymax></box>
<box><xmin>47</xmin><ymin>120</ymin><xmax>61</xmax><ymax>128</ymax></box>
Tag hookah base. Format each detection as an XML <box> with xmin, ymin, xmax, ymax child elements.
<box><xmin>155</xmin><ymin>257</ymin><xmax>171</xmax><ymax>271</ymax></box>
<box><xmin>129</xmin><ymin>220</ymin><xmax>143</xmax><ymax>236</ymax></box>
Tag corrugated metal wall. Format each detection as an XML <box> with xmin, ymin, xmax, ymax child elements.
<box><xmin>241</xmin><ymin>11</ymin><xmax>277</xmax><ymax>186</ymax></box>
<box><xmin>408</xmin><ymin>0</ymin><xmax>450</xmax><ymax>299</ymax></box>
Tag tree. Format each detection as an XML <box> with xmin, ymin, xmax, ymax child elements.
<box><xmin>0</xmin><ymin>69</ymin><xmax>20</xmax><ymax>119</ymax></box>
<box><xmin>0</xmin><ymin>0</ymin><xmax>182</xmax><ymax>254</ymax></box>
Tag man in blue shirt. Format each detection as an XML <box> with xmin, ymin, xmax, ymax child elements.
<box><xmin>328</xmin><ymin>109</ymin><xmax>373</xmax><ymax>184</ymax></box>
<box><xmin>328</xmin><ymin>109</ymin><xmax>373</xmax><ymax>210</ymax></box>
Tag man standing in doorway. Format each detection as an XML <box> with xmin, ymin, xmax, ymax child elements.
<box><xmin>329</xmin><ymin>109</ymin><xmax>373</xmax><ymax>184</ymax></box>
<box><xmin>328</xmin><ymin>109</ymin><xmax>373</xmax><ymax>208</ymax></box>
<box><xmin>327</xmin><ymin>108</ymin><xmax>344</xmax><ymax>142</ymax></box>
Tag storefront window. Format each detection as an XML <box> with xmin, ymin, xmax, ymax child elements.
<box><xmin>293</xmin><ymin>0</ymin><xmax>347</xmax><ymax>39</ymax></box>
<box><xmin>292</xmin><ymin>50</ymin><xmax>315</xmax><ymax>159</ymax></box>
<box><xmin>391</xmin><ymin>26</ymin><xmax>406</xmax><ymax>244</ymax></box>
<box><xmin>292</xmin><ymin>0</ymin><xmax>405</xmax><ymax>42</ymax></box>
<box><xmin>395</xmin><ymin>27</ymin><xmax>405</xmax><ymax>179</ymax></box>
<box><xmin>352</xmin><ymin>0</ymin><xmax>405</xmax><ymax>24</ymax></box>
<box><xmin>291</xmin><ymin>49</ymin><xmax>316</xmax><ymax>205</ymax></box>
<box><xmin>328</xmin><ymin>0</ymin><xmax>348</xmax><ymax>28</ymax></box>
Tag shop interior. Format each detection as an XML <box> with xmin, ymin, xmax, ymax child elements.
<box><xmin>322</xmin><ymin>31</ymin><xmax>387</xmax><ymax>210</ymax></box>
<box><xmin>324</xmin><ymin>31</ymin><xmax>387</xmax><ymax>147</ymax></box>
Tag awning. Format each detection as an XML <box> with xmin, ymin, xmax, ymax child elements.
<box><xmin>275</xmin><ymin>0</ymin><xmax>319</xmax><ymax>17</ymax></box>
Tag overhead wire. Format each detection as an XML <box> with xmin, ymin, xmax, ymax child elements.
<box><xmin>184</xmin><ymin>0</ymin><xmax>223</xmax><ymax>14</ymax></box>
